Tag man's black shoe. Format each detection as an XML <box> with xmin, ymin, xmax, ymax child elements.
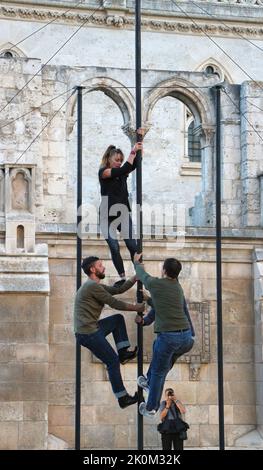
<box><xmin>119</xmin><ymin>346</ymin><xmax>138</xmax><ymax>364</ymax></box>
<box><xmin>118</xmin><ymin>392</ymin><xmax>138</xmax><ymax>409</ymax></box>
<box><xmin>113</xmin><ymin>279</ymin><xmax>126</xmax><ymax>288</ymax></box>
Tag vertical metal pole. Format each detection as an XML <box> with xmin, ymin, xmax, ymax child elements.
<box><xmin>75</xmin><ymin>86</ymin><xmax>83</xmax><ymax>450</ymax></box>
<box><xmin>215</xmin><ymin>85</ymin><xmax>225</xmax><ymax>450</ymax></box>
<box><xmin>135</xmin><ymin>0</ymin><xmax>143</xmax><ymax>451</ymax></box>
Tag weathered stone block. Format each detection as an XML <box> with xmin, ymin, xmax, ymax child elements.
<box><xmin>16</xmin><ymin>343</ymin><xmax>49</xmax><ymax>363</ymax></box>
<box><xmin>82</xmin><ymin>425</ymin><xmax>115</xmax><ymax>449</ymax></box>
<box><xmin>23</xmin><ymin>363</ymin><xmax>48</xmax><ymax>382</ymax></box>
<box><xmin>0</xmin><ymin>402</ymin><xmax>23</xmax><ymax>421</ymax></box>
<box><xmin>18</xmin><ymin>422</ymin><xmax>47</xmax><ymax>450</ymax></box>
<box><xmin>48</xmin><ymin>405</ymin><xmax>74</xmax><ymax>427</ymax></box>
<box><xmin>0</xmin><ymin>422</ymin><xmax>18</xmax><ymax>450</ymax></box>
<box><xmin>209</xmin><ymin>405</ymin><xmax>233</xmax><ymax>425</ymax></box>
<box><xmin>233</xmin><ymin>405</ymin><xmax>256</xmax><ymax>425</ymax></box>
<box><xmin>0</xmin><ymin>363</ymin><xmax>23</xmax><ymax>382</ymax></box>
<box><xmin>48</xmin><ymin>382</ymin><xmax>75</xmax><ymax>405</ymax></box>
<box><xmin>23</xmin><ymin>401</ymin><xmax>48</xmax><ymax>422</ymax></box>
<box><xmin>21</xmin><ymin>382</ymin><xmax>48</xmax><ymax>401</ymax></box>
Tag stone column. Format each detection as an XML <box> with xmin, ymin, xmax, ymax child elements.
<box><xmin>192</xmin><ymin>128</ymin><xmax>215</xmax><ymax>226</ymax></box>
<box><xmin>240</xmin><ymin>82</ymin><xmax>262</xmax><ymax>227</ymax></box>
<box><xmin>0</xmin><ymin>246</ymin><xmax>50</xmax><ymax>449</ymax></box>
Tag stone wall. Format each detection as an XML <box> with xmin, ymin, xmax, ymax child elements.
<box><xmin>45</xmin><ymin>236</ymin><xmax>257</xmax><ymax>449</ymax></box>
<box><xmin>0</xmin><ymin>249</ymin><xmax>50</xmax><ymax>449</ymax></box>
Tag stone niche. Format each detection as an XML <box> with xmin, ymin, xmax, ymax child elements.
<box><xmin>4</xmin><ymin>165</ymin><xmax>36</xmax><ymax>254</ymax></box>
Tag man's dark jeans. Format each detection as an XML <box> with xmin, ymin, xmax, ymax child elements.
<box><xmin>146</xmin><ymin>329</ymin><xmax>194</xmax><ymax>411</ymax></box>
<box><xmin>101</xmin><ymin>214</ymin><xmax>137</xmax><ymax>275</ymax></box>
<box><xmin>76</xmin><ymin>314</ymin><xmax>130</xmax><ymax>398</ymax></box>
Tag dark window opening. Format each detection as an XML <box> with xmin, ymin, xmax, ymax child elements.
<box><xmin>188</xmin><ymin>121</ymin><xmax>201</xmax><ymax>162</ymax></box>
<box><xmin>17</xmin><ymin>225</ymin><xmax>24</xmax><ymax>249</ymax></box>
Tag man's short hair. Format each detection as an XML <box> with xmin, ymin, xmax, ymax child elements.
<box><xmin>163</xmin><ymin>258</ymin><xmax>182</xmax><ymax>279</ymax></box>
<box><xmin>81</xmin><ymin>256</ymin><xmax>99</xmax><ymax>275</ymax></box>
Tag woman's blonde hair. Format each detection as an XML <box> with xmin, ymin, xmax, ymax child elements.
<box><xmin>100</xmin><ymin>145</ymin><xmax>124</xmax><ymax>168</ymax></box>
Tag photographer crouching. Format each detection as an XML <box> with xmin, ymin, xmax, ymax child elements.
<box><xmin>158</xmin><ymin>388</ymin><xmax>188</xmax><ymax>450</ymax></box>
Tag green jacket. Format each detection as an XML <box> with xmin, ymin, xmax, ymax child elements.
<box><xmin>135</xmin><ymin>262</ymin><xmax>189</xmax><ymax>333</ymax></box>
<box><xmin>74</xmin><ymin>279</ymin><xmax>134</xmax><ymax>334</ymax></box>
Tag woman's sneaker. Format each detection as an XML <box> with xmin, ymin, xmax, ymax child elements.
<box><xmin>139</xmin><ymin>402</ymin><xmax>156</xmax><ymax>417</ymax></box>
<box><xmin>137</xmin><ymin>375</ymin><xmax>149</xmax><ymax>393</ymax></box>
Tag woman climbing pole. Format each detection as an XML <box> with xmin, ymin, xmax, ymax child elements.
<box><xmin>98</xmin><ymin>129</ymin><xmax>144</xmax><ymax>287</ymax></box>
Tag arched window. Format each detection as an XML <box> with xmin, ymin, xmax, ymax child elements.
<box><xmin>0</xmin><ymin>43</ymin><xmax>26</xmax><ymax>59</ymax></box>
<box><xmin>204</xmin><ymin>65</ymin><xmax>220</xmax><ymax>78</ymax></box>
<box><xmin>0</xmin><ymin>50</ymin><xmax>16</xmax><ymax>59</ymax></box>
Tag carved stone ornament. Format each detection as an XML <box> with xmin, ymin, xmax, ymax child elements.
<box><xmin>189</xmin><ymin>362</ymin><xmax>201</xmax><ymax>381</ymax></box>
<box><xmin>1</xmin><ymin>5</ymin><xmax>263</xmax><ymax>39</ymax></box>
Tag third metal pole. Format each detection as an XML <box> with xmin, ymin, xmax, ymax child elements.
<box><xmin>135</xmin><ymin>0</ymin><xmax>143</xmax><ymax>451</ymax></box>
<box><xmin>215</xmin><ymin>85</ymin><xmax>225</xmax><ymax>450</ymax></box>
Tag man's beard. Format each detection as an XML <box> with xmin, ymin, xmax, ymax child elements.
<box><xmin>95</xmin><ymin>270</ymin><xmax>105</xmax><ymax>279</ymax></box>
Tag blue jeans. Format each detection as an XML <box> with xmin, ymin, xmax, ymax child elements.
<box><xmin>146</xmin><ymin>330</ymin><xmax>194</xmax><ymax>411</ymax></box>
<box><xmin>76</xmin><ymin>314</ymin><xmax>130</xmax><ymax>398</ymax></box>
<box><xmin>101</xmin><ymin>213</ymin><xmax>137</xmax><ymax>276</ymax></box>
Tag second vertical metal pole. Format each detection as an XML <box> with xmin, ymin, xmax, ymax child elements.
<box><xmin>215</xmin><ymin>85</ymin><xmax>225</xmax><ymax>450</ymax></box>
<box><xmin>135</xmin><ymin>0</ymin><xmax>144</xmax><ymax>451</ymax></box>
<box><xmin>75</xmin><ymin>86</ymin><xmax>83</xmax><ymax>450</ymax></box>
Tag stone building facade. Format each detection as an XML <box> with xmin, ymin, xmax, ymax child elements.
<box><xmin>0</xmin><ymin>0</ymin><xmax>263</xmax><ymax>449</ymax></box>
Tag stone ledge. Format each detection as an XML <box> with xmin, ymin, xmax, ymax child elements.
<box><xmin>33</xmin><ymin>224</ymin><xmax>263</xmax><ymax>239</ymax></box>
<box><xmin>0</xmin><ymin>273</ymin><xmax>50</xmax><ymax>293</ymax></box>
<box><xmin>180</xmin><ymin>162</ymin><xmax>202</xmax><ymax>177</ymax></box>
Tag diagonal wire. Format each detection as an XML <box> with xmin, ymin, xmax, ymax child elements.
<box><xmin>2</xmin><ymin>89</ymin><xmax>75</xmax><ymax>178</ymax></box>
<box><xmin>0</xmin><ymin>4</ymin><xmax>102</xmax><ymax>114</ymax></box>
<box><xmin>170</xmin><ymin>0</ymin><xmax>263</xmax><ymax>91</ymax></box>
<box><xmin>5</xmin><ymin>1</ymin><xmax>85</xmax><ymax>54</ymax></box>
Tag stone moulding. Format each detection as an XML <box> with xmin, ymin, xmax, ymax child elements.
<box><xmin>1</xmin><ymin>6</ymin><xmax>263</xmax><ymax>39</ymax></box>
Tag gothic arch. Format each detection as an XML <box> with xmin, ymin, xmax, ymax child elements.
<box><xmin>67</xmin><ymin>77</ymin><xmax>135</xmax><ymax>136</ymax></box>
<box><xmin>143</xmin><ymin>76</ymin><xmax>215</xmax><ymax>134</ymax></box>
<box><xmin>143</xmin><ymin>75</ymin><xmax>217</xmax><ymax>227</ymax></box>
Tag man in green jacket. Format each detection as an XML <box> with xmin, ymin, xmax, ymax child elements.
<box><xmin>134</xmin><ymin>253</ymin><xmax>194</xmax><ymax>417</ymax></box>
<box><xmin>74</xmin><ymin>256</ymin><xmax>145</xmax><ymax>409</ymax></box>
